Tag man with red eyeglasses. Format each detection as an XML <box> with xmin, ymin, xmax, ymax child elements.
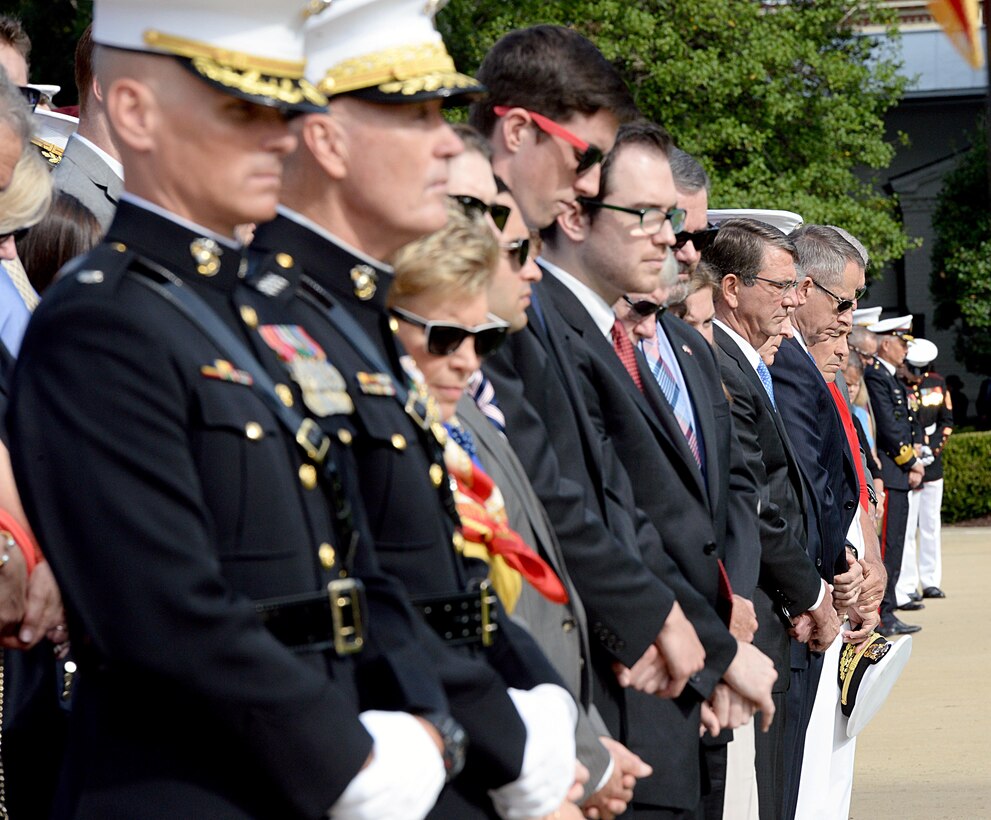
<box><xmin>469</xmin><ymin>25</ymin><xmax>639</xmax><ymax>232</ymax></box>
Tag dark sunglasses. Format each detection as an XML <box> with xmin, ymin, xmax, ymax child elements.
<box><xmin>391</xmin><ymin>307</ymin><xmax>510</xmax><ymax>358</ymax></box>
<box><xmin>501</xmin><ymin>237</ymin><xmax>530</xmax><ymax>267</ymax></box>
<box><xmin>623</xmin><ymin>295</ymin><xmax>666</xmax><ymax>318</ymax></box>
<box><xmin>813</xmin><ymin>280</ymin><xmax>867</xmax><ymax>314</ymax></box>
<box><xmin>0</xmin><ymin>227</ymin><xmax>29</xmax><ymax>245</ymax></box>
<box><xmin>449</xmin><ymin>194</ymin><xmax>511</xmax><ymax>232</ymax></box>
<box><xmin>493</xmin><ymin>106</ymin><xmax>605</xmax><ymax>175</ymax></box>
<box><xmin>675</xmin><ymin>225</ymin><xmax>720</xmax><ymax>252</ymax></box>
<box><xmin>18</xmin><ymin>86</ymin><xmax>41</xmax><ymax>111</ymax></box>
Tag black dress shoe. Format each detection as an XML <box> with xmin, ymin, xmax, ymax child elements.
<box><xmin>878</xmin><ymin>616</ymin><xmax>922</xmax><ymax>637</ymax></box>
<box><xmin>909</xmin><ymin>590</ymin><xmax>923</xmax><ymax>602</ymax></box>
<box><xmin>922</xmin><ymin>586</ymin><xmax>946</xmax><ymax>599</ymax></box>
<box><xmin>897</xmin><ymin>601</ymin><xmax>925</xmax><ymax>611</ymax></box>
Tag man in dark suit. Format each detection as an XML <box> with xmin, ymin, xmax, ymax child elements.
<box><xmin>251</xmin><ymin>9</ymin><xmax>582</xmax><ymax>819</ymax></box>
<box><xmin>863</xmin><ymin>317</ymin><xmax>926</xmax><ymax>636</ymax></box>
<box><xmin>707</xmin><ymin>219</ymin><xmax>842</xmax><ymax>819</ymax></box>
<box><xmin>53</xmin><ymin>26</ymin><xmax>122</xmax><ymax>230</ymax></box>
<box><xmin>472</xmin><ymin>24</ymin><xmax>715</xmax><ymax>748</ymax></box>
<box><xmin>766</xmin><ymin>224</ymin><xmax>887</xmax><ymax>818</ymax></box>
<box><xmin>538</xmin><ymin>120</ymin><xmax>778</xmax><ymax>818</ymax></box>
<box><xmin>7</xmin><ymin>4</ymin><xmax>456</xmax><ymax>817</ymax></box>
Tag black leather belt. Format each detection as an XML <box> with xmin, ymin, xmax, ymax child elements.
<box><xmin>412</xmin><ymin>581</ymin><xmax>498</xmax><ymax>648</ymax></box>
<box><xmin>256</xmin><ymin>578</ymin><xmax>366</xmax><ymax>656</ymax></box>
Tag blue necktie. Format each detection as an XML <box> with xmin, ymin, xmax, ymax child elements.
<box><xmin>445</xmin><ymin>421</ymin><xmax>478</xmax><ymax>463</ymax></box>
<box><xmin>756</xmin><ymin>360</ymin><xmax>776</xmax><ymax>409</ymax></box>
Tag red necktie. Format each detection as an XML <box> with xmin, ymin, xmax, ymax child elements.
<box><xmin>612</xmin><ymin>319</ymin><xmax>644</xmax><ymax>392</ymax></box>
<box><xmin>828</xmin><ymin>382</ymin><xmax>869</xmax><ymax>513</ymax></box>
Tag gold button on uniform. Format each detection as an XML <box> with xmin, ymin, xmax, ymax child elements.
<box><xmin>275</xmin><ymin>252</ymin><xmax>294</xmax><ymax>269</ymax></box>
<box><xmin>391</xmin><ymin>434</ymin><xmax>407</xmax><ymax>451</ymax></box>
<box><xmin>244</xmin><ymin>422</ymin><xmax>264</xmax><ymax>440</ymax></box>
<box><xmin>240</xmin><ymin>305</ymin><xmax>259</xmax><ymax>329</ymax></box>
<box><xmin>452</xmin><ymin>531</ymin><xmax>466</xmax><ymax>552</ymax></box>
<box><xmin>318</xmin><ymin>543</ymin><xmax>336</xmax><ymax>569</ymax></box>
<box><xmin>275</xmin><ymin>383</ymin><xmax>294</xmax><ymax>407</ymax></box>
<box><xmin>299</xmin><ymin>464</ymin><xmax>318</xmax><ymax>490</ymax></box>
<box><xmin>337</xmin><ymin>428</ymin><xmax>353</xmax><ymax>445</ymax></box>
<box><xmin>429</xmin><ymin>463</ymin><xmax>445</xmax><ymax>487</ymax></box>
<box><xmin>111</xmin><ymin>242</ymin><xmax>127</xmax><ymax>253</ymax></box>
<box><xmin>389</xmin><ymin>316</ymin><xmax>400</xmax><ymax>333</ymax></box>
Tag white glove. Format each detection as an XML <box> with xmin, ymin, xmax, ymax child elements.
<box><xmin>328</xmin><ymin>710</ymin><xmax>445</xmax><ymax>820</ymax></box>
<box><xmin>919</xmin><ymin>446</ymin><xmax>935</xmax><ymax>466</ymax></box>
<box><xmin>489</xmin><ymin>684</ymin><xmax>579</xmax><ymax>820</ymax></box>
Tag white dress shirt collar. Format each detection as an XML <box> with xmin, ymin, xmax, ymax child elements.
<box><xmin>71</xmin><ymin>133</ymin><xmax>124</xmax><ymax>180</ymax></box>
<box><xmin>713</xmin><ymin>318</ymin><xmax>761</xmax><ymax>373</ymax></box>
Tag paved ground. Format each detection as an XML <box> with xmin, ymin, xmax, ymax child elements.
<box><xmin>848</xmin><ymin>526</ymin><xmax>991</xmax><ymax>819</ymax></box>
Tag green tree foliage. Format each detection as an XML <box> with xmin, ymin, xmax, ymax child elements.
<box><xmin>942</xmin><ymin>430</ymin><xmax>991</xmax><ymax>523</ymax></box>
<box><xmin>930</xmin><ymin>126</ymin><xmax>991</xmax><ymax>374</ymax></box>
<box><xmin>6</xmin><ymin>0</ymin><xmax>93</xmax><ymax>107</ymax></box>
<box><xmin>439</xmin><ymin>0</ymin><xmax>911</xmax><ymax>269</ymax></box>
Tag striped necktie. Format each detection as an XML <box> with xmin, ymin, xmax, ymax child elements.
<box><xmin>648</xmin><ymin>345</ymin><xmax>702</xmax><ymax>468</ymax></box>
<box><xmin>468</xmin><ymin>370</ymin><xmax>506</xmax><ymax>433</ymax></box>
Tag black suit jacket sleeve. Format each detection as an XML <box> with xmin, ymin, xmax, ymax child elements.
<box><xmin>8</xmin><ymin>291</ymin><xmax>372</xmax><ymax>816</ymax></box>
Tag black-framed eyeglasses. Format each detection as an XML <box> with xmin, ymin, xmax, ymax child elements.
<box><xmin>812</xmin><ymin>280</ymin><xmax>866</xmax><ymax>314</ymax></box>
<box><xmin>751</xmin><ymin>274</ymin><xmax>799</xmax><ymax>292</ymax></box>
<box><xmin>623</xmin><ymin>296</ymin><xmax>666</xmax><ymax>318</ymax></box>
<box><xmin>578</xmin><ymin>198</ymin><xmax>688</xmax><ymax>236</ymax></box>
<box><xmin>0</xmin><ymin>227</ymin><xmax>29</xmax><ymax>245</ymax></box>
<box><xmin>391</xmin><ymin>307</ymin><xmax>510</xmax><ymax>358</ymax></box>
<box><xmin>17</xmin><ymin>86</ymin><xmax>41</xmax><ymax>112</ymax></box>
<box><xmin>675</xmin><ymin>225</ymin><xmax>720</xmax><ymax>252</ymax></box>
<box><xmin>494</xmin><ymin>106</ymin><xmax>605</xmax><ymax>175</ymax></box>
<box><xmin>500</xmin><ymin>237</ymin><xmax>530</xmax><ymax>267</ymax></box>
<box><xmin>449</xmin><ymin>194</ymin><xmax>511</xmax><ymax>232</ymax></box>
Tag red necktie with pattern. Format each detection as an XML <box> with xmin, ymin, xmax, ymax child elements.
<box><xmin>611</xmin><ymin>319</ymin><xmax>644</xmax><ymax>392</ymax></box>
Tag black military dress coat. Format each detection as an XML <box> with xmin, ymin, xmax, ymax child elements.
<box><xmin>8</xmin><ymin>202</ymin><xmax>448</xmax><ymax>819</ymax></box>
<box><xmin>251</xmin><ymin>213</ymin><xmax>565</xmax><ymax>819</ymax></box>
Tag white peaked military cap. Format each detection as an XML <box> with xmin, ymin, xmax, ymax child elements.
<box><xmin>868</xmin><ymin>314</ymin><xmax>914</xmax><ymax>339</ymax></box>
<box><xmin>707</xmin><ymin>209</ymin><xmax>804</xmax><ymax>235</ymax></box>
<box><xmin>25</xmin><ymin>83</ymin><xmax>60</xmax><ymax>103</ymax></box>
<box><xmin>852</xmin><ymin>306</ymin><xmax>882</xmax><ymax>327</ymax></box>
<box><xmin>304</xmin><ymin>0</ymin><xmax>485</xmax><ymax>104</ymax></box>
<box><xmin>91</xmin><ymin>0</ymin><xmax>327</xmax><ymax>113</ymax></box>
<box><xmin>906</xmin><ymin>338</ymin><xmax>939</xmax><ymax>367</ymax></box>
<box><xmin>838</xmin><ymin>633</ymin><xmax>913</xmax><ymax>738</ymax></box>
<box><xmin>31</xmin><ymin>109</ymin><xmax>78</xmax><ymax>166</ymax></box>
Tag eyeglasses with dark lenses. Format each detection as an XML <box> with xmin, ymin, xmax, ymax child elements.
<box><xmin>493</xmin><ymin>106</ymin><xmax>605</xmax><ymax>175</ymax></box>
<box><xmin>0</xmin><ymin>227</ymin><xmax>29</xmax><ymax>245</ymax></box>
<box><xmin>501</xmin><ymin>238</ymin><xmax>530</xmax><ymax>267</ymax></box>
<box><xmin>449</xmin><ymin>194</ymin><xmax>511</xmax><ymax>232</ymax></box>
<box><xmin>623</xmin><ymin>296</ymin><xmax>666</xmax><ymax>318</ymax></box>
<box><xmin>391</xmin><ymin>307</ymin><xmax>510</xmax><ymax>358</ymax></box>
<box><xmin>17</xmin><ymin>86</ymin><xmax>41</xmax><ymax>111</ymax></box>
<box><xmin>813</xmin><ymin>280</ymin><xmax>865</xmax><ymax>313</ymax></box>
<box><xmin>578</xmin><ymin>198</ymin><xmax>688</xmax><ymax>236</ymax></box>
<box><xmin>674</xmin><ymin>225</ymin><xmax>720</xmax><ymax>252</ymax></box>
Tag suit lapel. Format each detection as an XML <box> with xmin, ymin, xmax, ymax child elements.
<box><xmin>542</xmin><ymin>273</ymin><xmax>709</xmax><ymax>502</ymax></box>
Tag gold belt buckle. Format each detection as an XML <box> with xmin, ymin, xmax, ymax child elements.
<box><xmin>478</xmin><ymin>579</ymin><xmax>498</xmax><ymax>647</ymax></box>
<box><xmin>296</xmin><ymin>418</ymin><xmax>330</xmax><ymax>464</ymax></box>
<box><xmin>328</xmin><ymin>578</ymin><xmax>365</xmax><ymax>655</ymax></box>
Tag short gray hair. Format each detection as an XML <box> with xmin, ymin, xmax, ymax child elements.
<box><xmin>669</xmin><ymin>147</ymin><xmax>710</xmax><ymax>194</ymax></box>
<box><xmin>0</xmin><ymin>66</ymin><xmax>30</xmax><ymax>145</ymax></box>
<box><xmin>702</xmin><ymin>217</ymin><xmax>796</xmax><ymax>286</ymax></box>
<box><xmin>791</xmin><ymin>224</ymin><xmax>866</xmax><ymax>288</ymax></box>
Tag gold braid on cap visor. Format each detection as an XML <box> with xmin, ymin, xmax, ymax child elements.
<box><xmin>143</xmin><ymin>30</ymin><xmax>326</xmax><ymax>107</ymax></box>
<box><xmin>318</xmin><ymin>41</ymin><xmax>478</xmax><ymax>96</ymax></box>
